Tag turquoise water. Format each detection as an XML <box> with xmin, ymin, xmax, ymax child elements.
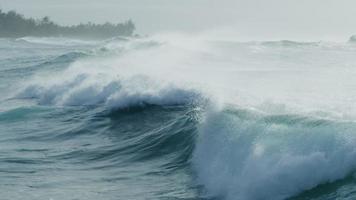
<box><xmin>2</xmin><ymin>36</ymin><xmax>356</xmax><ymax>200</ymax></box>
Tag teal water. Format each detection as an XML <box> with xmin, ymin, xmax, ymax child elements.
<box><xmin>2</xmin><ymin>36</ymin><xmax>356</xmax><ymax>200</ymax></box>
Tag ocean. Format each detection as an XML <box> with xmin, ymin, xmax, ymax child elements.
<box><xmin>1</xmin><ymin>35</ymin><xmax>356</xmax><ymax>200</ymax></box>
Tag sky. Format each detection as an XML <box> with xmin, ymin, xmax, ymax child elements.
<box><xmin>1</xmin><ymin>0</ymin><xmax>356</xmax><ymax>40</ymax></box>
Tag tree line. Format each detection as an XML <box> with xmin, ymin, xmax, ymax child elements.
<box><xmin>0</xmin><ymin>9</ymin><xmax>136</xmax><ymax>39</ymax></box>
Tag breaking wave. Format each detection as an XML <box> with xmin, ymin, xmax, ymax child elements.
<box><xmin>193</xmin><ymin>107</ymin><xmax>356</xmax><ymax>200</ymax></box>
<box><xmin>5</xmin><ymin>35</ymin><xmax>356</xmax><ymax>200</ymax></box>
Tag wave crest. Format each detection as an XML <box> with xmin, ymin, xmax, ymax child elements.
<box><xmin>16</xmin><ymin>73</ymin><xmax>203</xmax><ymax>110</ymax></box>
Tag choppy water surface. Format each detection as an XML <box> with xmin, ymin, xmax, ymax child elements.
<box><xmin>2</xmin><ymin>36</ymin><xmax>356</xmax><ymax>200</ymax></box>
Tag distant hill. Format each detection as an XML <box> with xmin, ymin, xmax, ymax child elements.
<box><xmin>0</xmin><ymin>9</ymin><xmax>136</xmax><ymax>39</ymax></box>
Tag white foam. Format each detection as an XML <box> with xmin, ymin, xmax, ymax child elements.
<box><xmin>17</xmin><ymin>72</ymin><xmax>202</xmax><ymax>109</ymax></box>
<box><xmin>193</xmin><ymin>108</ymin><xmax>356</xmax><ymax>200</ymax></box>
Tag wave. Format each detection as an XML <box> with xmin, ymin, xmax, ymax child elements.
<box><xmin>261</xmin><ymin>40</ymin><xmax>320</xmax><ymax>47</ymax></box>
<box><xmin>52</xmin><ymin>51</ymin><xmax>88</xmax><ymax>62</ymax></box>
<box><xmin>16</xmin><ymin>73</ymin><xmax>204</xmax><ymax>110</ymax></box>
<box><xmin>15</xmin><ymin>37</ymin><xmax>101</xmax><ymax>46</ymax></box>
<box><xmin>4</xmin><ymin>99</ymin><xmax>356</xmax><ymax>199</ymax></box>
<box><xmin>0</xmin><ymin>51</ymin><xmax>88</xmax><ymax>78</ymax></box>
<box><xmin>193</xmin><ymin>107</ymin><xmax>356</xmax><ymax>200</ymax></box>
<box><xmin>0</xmin><ymin>106</ymin><xmax>50</xmax><ymax>122</ymax></box>
<box><xmin>34</xmin><ymin>51</ymin><xmax>89</xmax><ymax>71</ymax></box>
<box><xmin>14</xmin><ymin>37</ymin><xmax>206</xmax><ymax>110</ymax></box>
<box><xmin>0</xmin><ymin>101</ymin><xmax>201</xmax><ymax>199</ymax></box>
<box><xmin>103</xmin><ymin>105</ymin><xmax>199</xmax><ymax>168</ymax></box>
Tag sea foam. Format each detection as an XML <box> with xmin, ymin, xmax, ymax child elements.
<box><xmin>193</xmin><ymin>107</ymin><xmax>356</xmax><ymax>200</ymax></box>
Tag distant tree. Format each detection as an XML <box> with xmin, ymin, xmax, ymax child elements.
<box><xmin>0</xmin><ymin>10</ymin><xmax>136</xmax><ymax>39</ymax></box>
<box><xmin>42</xmin><ymin>16</ymin><xmax>50</xmax><ymax>24</ymax></box>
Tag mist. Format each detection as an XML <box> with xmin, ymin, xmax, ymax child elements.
<box><xmin>1</xmin><ymin>0</ymin><xmax>356</xmax><ymax>40</ymax></box>
<box><xmin>3</xmin><ymin>1</ymin><xmax>356</xmax><ymax>200</ymax></box>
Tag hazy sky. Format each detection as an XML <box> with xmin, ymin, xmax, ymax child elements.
<box><xmin>1</xmin><ymin>0</ymin><xmax>356</xmax><ymax>40</ymax></box>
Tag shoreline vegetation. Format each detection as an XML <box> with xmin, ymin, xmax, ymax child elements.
<box><xmin>0</xmin><ymin>9</ymin><xmax>136</xmax><ymax>39</ymax></box>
